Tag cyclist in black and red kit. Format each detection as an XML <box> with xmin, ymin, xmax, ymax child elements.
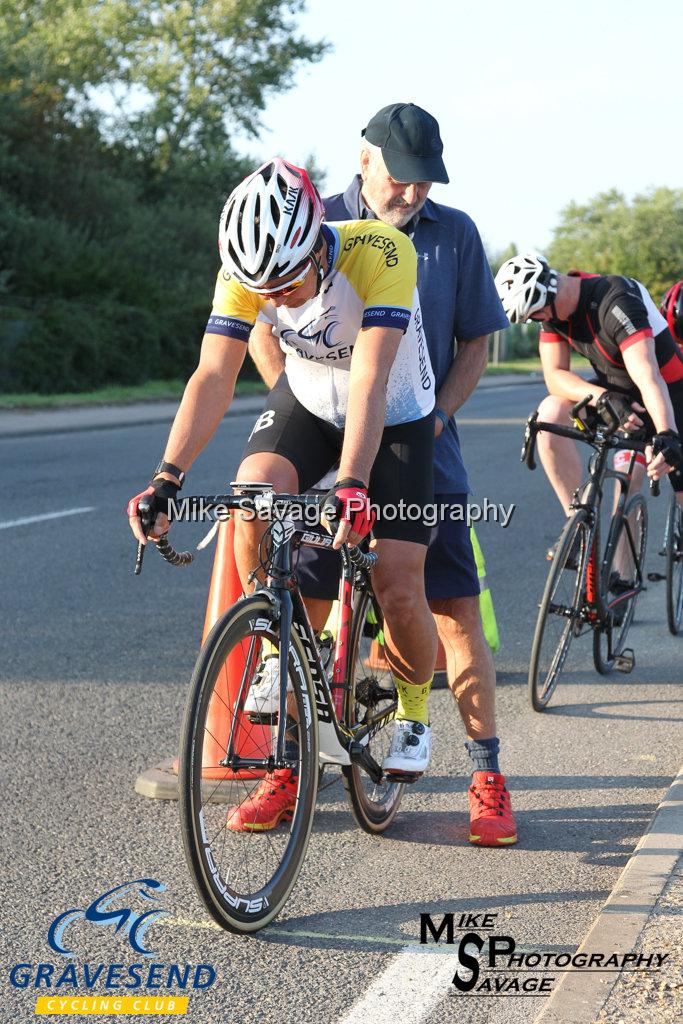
<box><xmin>494</xmin><ymin>253</ymin><xmax>683</xmax><ymax>518</ymax></box>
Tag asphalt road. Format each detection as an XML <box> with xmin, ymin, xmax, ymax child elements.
<box><xmin>1</xmin><ymin>382</ymin><xmax>681</xmax><ymax>1024</ymax></box>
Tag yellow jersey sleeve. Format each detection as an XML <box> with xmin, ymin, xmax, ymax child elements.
<box><xmin>205</xmin><ymin>269</ymin><xmax>264</xmax><ymax>342</ymax></box>
<box><xmin>336</xmin><ymin>222</ymin><xmax>417</xmax><ymax>332</ymax></box>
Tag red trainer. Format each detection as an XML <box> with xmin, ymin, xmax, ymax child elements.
<box><xmin>226</xmin><ymin>769</ymin><xmax>298</xmax><ymax>832</ymax></box>
<box><xmin>468</xmin><ymin>772</ymin><xmax>517</xmax><ymax>846</ymax></box>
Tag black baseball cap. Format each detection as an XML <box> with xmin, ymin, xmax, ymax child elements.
<box><xmin>361</xmin><ymin>102</ymin><xmax>449</xmax><ymax>184</ymax></box>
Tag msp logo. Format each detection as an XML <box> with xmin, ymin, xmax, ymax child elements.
<box><xmin>48</xmin><ymin>879</ymin><xmax>169</xmax><ymax>958</ymax></box>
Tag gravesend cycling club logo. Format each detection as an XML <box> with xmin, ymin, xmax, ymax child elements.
<box><xmin>420</xmin><ymin>910</ymin><xmax>669</xmax><ymax>998</ymax></box>
<box><xmin>48</xmin><ymin>879</ymin><xmax>169</xmax><ymax>957</ymax></box>
<box><xmin>6</xmin><ymin>879</ymin><xmax>217</xmax><ymax>1017</ymax></box>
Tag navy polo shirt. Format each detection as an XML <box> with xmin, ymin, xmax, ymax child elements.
<box><xmin>324</xmin><ymin>176</ymin><xmax>508</xmax><ymax>493</ymax></box>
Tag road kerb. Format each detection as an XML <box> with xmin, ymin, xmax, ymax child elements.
<box><xmin>0</xmin><ymin>374</ymin><xmax>543</xmax><ymax>438</ymax></box>
<box><xmin>534</xmin><ymin>767</ymin><xmax>683</xmax><ymax>1024</ymax></box>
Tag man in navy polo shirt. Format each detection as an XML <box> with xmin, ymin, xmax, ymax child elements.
<box><xmin>248</xmin><ymin>103</ymin><xmax>516</xmax><ymax>846</ymax></box>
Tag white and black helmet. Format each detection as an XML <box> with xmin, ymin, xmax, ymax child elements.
<box><xmin>218</xmin><ymin>157</ymin><xmax>325</xmax><ymax>288</ymax></box>
<box><xmin>494</xmin><ymin>252</ymin><xmax>559</xmax><ymax>323</ymax></box>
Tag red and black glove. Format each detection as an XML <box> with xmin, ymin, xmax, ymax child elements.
<box><xmin>596</xmin><ymin>391</ymin><xmax>639</xmax><ymax>431</ymax></box>
<box><xmin>127</xmin><ymin>478</ymin><xmax>181</xmax><ymax>534</ymax></box>
<box><xmin>322</xmin><ymin>478</ymin><xmax>375</xmax><ymax>540</ymax></box>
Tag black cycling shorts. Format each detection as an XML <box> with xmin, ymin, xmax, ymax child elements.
<box><xmin>240</xmin><ymin>374</ymin><xmax>435</xmax><ymax>544</ymax></box>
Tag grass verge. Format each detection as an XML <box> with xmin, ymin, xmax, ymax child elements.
<box><xmin>0</xmin><ymin>378</ymin><xmax>267</xmax><ymax>410</ymax></box>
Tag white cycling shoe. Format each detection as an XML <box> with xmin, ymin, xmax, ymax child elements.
<box><xmin>244</xmin><ymin>655</ymin><xmax>292</xmax><ymax>716</ymax></box>
<box><xmin>383</xmin><ymin>720</ymin><xmax>432</xmax><ymax>777</ymax></box>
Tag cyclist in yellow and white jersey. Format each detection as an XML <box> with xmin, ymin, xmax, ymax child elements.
<box><xmin>211</xmin><ymin>218</ymin><xmax>434</xmax><ymax>428</ymax></box>
<box><xmin>128</xmin><ymin>159</ymin><xmax>439</xmax><ymax>822</ymax></box>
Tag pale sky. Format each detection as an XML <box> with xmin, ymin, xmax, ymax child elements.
<box><xmin>233</xmin><ymin>0</ymin><xmax>682</xmax><ymax>256</ymax></box>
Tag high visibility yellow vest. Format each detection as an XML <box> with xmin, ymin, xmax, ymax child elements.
<box><xmin>470</xmin><ymin>526</ymin><xmax>500</xmax><ymax>653</ymax></box>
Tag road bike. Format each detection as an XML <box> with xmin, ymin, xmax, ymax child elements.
<box><xmin>135</xmin><ymin>485</ymin><xmax>403</xmax><ymax>933</ymax></box>
<box><xmin>523</xmin><ymin>396</ymin><xmax>659</xmax><ymax>711</ymax></box>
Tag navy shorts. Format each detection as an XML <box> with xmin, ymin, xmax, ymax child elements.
<box><xmin>296</xmin><ymin>492</ymin><xmax>480</xmax><ymax>601</ymax></box>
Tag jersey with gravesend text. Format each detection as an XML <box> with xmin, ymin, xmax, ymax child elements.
<box><xmin>539</xmin><ymin>272</ymin><xmax>683</xmax><ymax>393</ymax></box>
<box><xmin>206</xmin><ymin>221</ymin><xmax>434</xmax><ymax>428</ymax></box>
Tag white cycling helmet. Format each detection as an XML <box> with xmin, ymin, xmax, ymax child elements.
<box><xmin>494</xmin><ymin>252</ymin><xmax>559</xmax><ymax>323</ymax></box>
<box><xmin>218</xmin><ymin>157</ymin><xmax>325</xmax><ymax>289</ymax></box>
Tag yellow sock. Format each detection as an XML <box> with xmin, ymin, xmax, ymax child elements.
<box><xmin>393</xmin><ymin>675</ymin><xmax>432</xmax><ymax>725</ymax></box>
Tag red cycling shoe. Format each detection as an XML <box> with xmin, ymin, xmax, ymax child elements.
<box><xmin>226</xmin><ymin>769</ymin><xmax>298</xmax><ymax>832</ymax></box>
<box><xmin>468</xmin><ymin>771</ymin><xmax>517</xmax><ymax>846</ymax></box>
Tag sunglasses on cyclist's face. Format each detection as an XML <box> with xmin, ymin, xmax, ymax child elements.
<box><xmin>245</xmin><ymin>257</ymin><xmax>312</xmax><ymax>299</ymax></box>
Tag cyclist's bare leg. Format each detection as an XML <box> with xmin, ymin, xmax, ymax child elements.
<box><xmin>536</xmin><ymin>395</ymin><xmax>583</xmax><ymax>514</ymax></box>
<box><xmin>304</xmin><ymin>598</ymin><xmax>332</xmax><ymax>633</ymax></box>
<box><xmin>233</xmin><ymin>452</ymin><xmax>299</xmax><ymax>591</ymax></box>
<box><xmin>430</xmin><ymin>596</ymin><xmax>496</xmax><ymax>739</ymax></box>
<box><xmin>371</xmin><ymin>538</ymin><xmax>437</xmax><ymax>684</ymax></box>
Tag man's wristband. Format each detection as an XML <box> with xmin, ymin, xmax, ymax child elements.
<box><xmin>435</xmin><ymin>408</ymin><xmax>450</xmax><ymax>431</ymax></box>
<box><xmin>154</xmin><ymin>460</ymin><xmax>186</xmax><ymax>487</ymax></box>
<box><xmin>334</xmin><ymin>477</ymin><xmax>368</xmax><ymax>490</ymax></box>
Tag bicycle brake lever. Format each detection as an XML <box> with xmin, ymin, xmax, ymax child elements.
<box><xmin>521</xmin><ymin>411</ymin><xmax>538</xmax><ymax>470</ymax></box>
<box><xmin>134</xmin><ymin>494</ymin><xmax>155</xmax><ymax>576</ymax></box>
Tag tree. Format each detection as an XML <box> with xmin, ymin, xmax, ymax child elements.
<box><xmin>0</xmin><ymin>0</ymin><xmax>329</xmax><ymax>392</ymax></box>
<box><xmin>0</xmin><ymin>0</ymin><xmax>329</xmax><ymax>170</ymax></box>
<box><xmin>547</xmin><ymin>187</ymin><xmax>683</xmax><ymax>299</ymax></box>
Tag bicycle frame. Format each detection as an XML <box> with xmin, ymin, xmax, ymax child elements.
<box><xmin>575</xmin><ymin>446</ymin><xmax>644</xmax><ymax>622</ymax></box>
<box><xmin>221</xmin><ymin>514</ymin><xmax>396</xmax><ymax>781</ymax></box>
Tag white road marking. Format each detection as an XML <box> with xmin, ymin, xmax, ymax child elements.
<box><xmin>337</xmin><ymin>944</ymin><xmax>457</xmax><ymax>1024</ymax></box>
<box><xmin>0</xmin><ymin>506</ymin><xmax>96</xmax><ymax>530</ymax></box>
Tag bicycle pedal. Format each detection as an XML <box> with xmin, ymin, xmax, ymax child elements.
<box><xmin>384</xmin><ymin>770</ymin><xmax>421</xmax><ymax>784</ymax></box>
<box><xmin>613</xmin><ymin>649</ymin><xmax>635</xmax><ymax>673</ymax></box>
<box><xmin>246</xmin><ymin>711</ymin><xmax>278</xmax><ymax>725</ymax></box>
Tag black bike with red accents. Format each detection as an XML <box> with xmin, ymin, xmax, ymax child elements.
<box><xmin>134</xmin><ymin>484</ymin><xmax>403</xmax><ymax>933</ymax></box>
<box><xmin>523</xmin><ymin>396</ymin><xmax>659</xmax><ymax>711</ymax></box>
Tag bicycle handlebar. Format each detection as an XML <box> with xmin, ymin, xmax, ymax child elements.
<box><xmin>521</xmin><ymin>396</ymin><xmax>660</xmax><ymax>496</ymax></box>
<box><xmin>134</xmin><ymin>490</ymin><xmax>378</xmax><ymax>574</ymax></box>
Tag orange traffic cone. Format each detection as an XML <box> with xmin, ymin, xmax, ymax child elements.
<box><xmin>190</xmin><ymin>517</ymin><xmax>270</xmax><ymax>779</ymax></box>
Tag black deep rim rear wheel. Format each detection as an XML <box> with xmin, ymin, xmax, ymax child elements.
<box><xmin>528</xmin><ymin>512</ymin><xmax>591</xmax><ymax>711</ymax></box>
<box><xmin>666</xmin><ymin>493</ymin><xmax>683</xmax><ymax>636</ymax></box>
<box><xmin>179</xmin><ymin>595</ymin><xmax>318</xmax><ymax>933</ymax></box>
<box><xmin>341</xmin><ymin>590</ymin><xmax>404</xmax><ymax>832</ymax></box>
<box><xmin>593</xmin><ymin>493</ymin><xmax>647</xmax><ymax>674</ymax></box>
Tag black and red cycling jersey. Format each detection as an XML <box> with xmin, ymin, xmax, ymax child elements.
<box><xmin>539</xmin><ymin>272</ymin><xmax>683</xmax><ymax>395</ymax></box>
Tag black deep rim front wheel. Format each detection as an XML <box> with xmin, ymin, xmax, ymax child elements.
<box><xmin>593</xmin><ymin>493</ymin><xmax>647</xmax><ymax>674</ymax></box>
<box><xmin>666</xmin><ymin>493</ymin><xmax>683</xmax><ymax>636</ymax></box>
<box><xmin>528</xmin><ymin>513</ymin><xmax>591</xmax><ymax>711</ymax></box>
<box><xmin>178</xmin><ymin>595</ymin><xmax>318</xmax><ymax>933</ymax></box>
<box><xmin>341</xmin><ymin>590</ymin><xmax>404</xmax><ymax>832</ymax></box>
